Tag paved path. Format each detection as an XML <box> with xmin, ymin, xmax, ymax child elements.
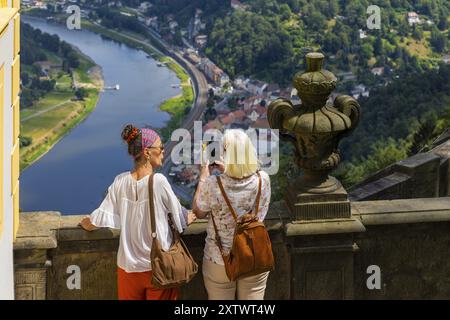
<box><xmin>21</xmin><ymin>99</ymin><xmax>72</xmax><ymax>122</ymax></box>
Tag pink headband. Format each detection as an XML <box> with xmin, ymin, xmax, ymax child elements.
<box><xmin>135</xmin><ymin>128</ymin><xmax>160</xmax><ymax>159</ymax></box>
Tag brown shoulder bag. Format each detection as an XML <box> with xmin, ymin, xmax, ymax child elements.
<box><xmin>148</xmin><ymin>174</ymin><xmax>198</xmax><ymax>289</ymax></box>
<box><xmin>211</xmin><ymin>172</ymin><xmax>275</xmax><ymax>281</ymax></box>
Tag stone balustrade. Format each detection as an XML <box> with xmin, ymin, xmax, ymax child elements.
<box><xmin>14</xmin><ymin>197</ymin><xmax>450</xmax><ymax>300</ymax></box>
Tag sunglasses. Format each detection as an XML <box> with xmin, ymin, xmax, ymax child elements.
<box><xmin>149</xmin><ymin>144</ymin><xmax>164</xmax><ymax>151</ymax></box>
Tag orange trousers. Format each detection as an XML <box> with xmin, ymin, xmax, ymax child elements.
<box><xmin>117</xmin><ymin>268</ymin><xmax>179</xmax><ymax>300</ymax></box>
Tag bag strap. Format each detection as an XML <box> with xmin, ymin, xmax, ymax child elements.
<box><xmin>216</xmin><ymin>171</ymin><xmax>262</xmax><ymax>220</ymax></box>
<box><xmin>148</xmin><ymin>173</ymin><xmax>178</xmax><ymax>240</ymax></box>
<box><xmin>148</xmin><ymin>173</ymin><xmax>157</xmax><ymax>238</ymax></box>
<box><xmin>211</xmin><ymin>213</ymin><xmax>225</xmax><ymax>255</ymax></box>
<box><xmin>216</xmin><ymin>175</ymin><xmax>238</xmax><ymax>221</ymax></box>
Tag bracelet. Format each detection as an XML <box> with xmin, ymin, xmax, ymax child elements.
<box><xmin>199</xmin><ymin>179</ymin><xmax>206</xmax><ymax>183</ymax></box>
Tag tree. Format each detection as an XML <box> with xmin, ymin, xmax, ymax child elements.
<box><xmin>373</xmin><ymin>37</ymin><xmax>384</xmax><ymax>56</ymax></box>
<box><xmin>438</xmin><ymin>11</ymin><xmax>448</xmax><ymax>31</ymax></box>
<box><xmin>67</xmin><ymin>52</ymin><xmax>80</xmax><ymax>69</ymax></box>
<box><xmin>75</xmin><ymin>88</ymin><xmax>89</xmax><ymax>100</ymax></box>
<box><xmin>279</xmin><ymin>4</ymin><xmax>292</xmax><ymax>21</ymax></box>
<box><xmin>430</xmin><ymin>28</ymin><xmax>447</xmax><ymax>52</ymax></box>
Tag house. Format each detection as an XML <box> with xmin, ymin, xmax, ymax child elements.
<box><xmin>246</xmin><ymin>80</ymin><xmax>268</xmax><ymax>96</ymax></box>
<box><xmin>443</xmin><ymin>55</ymin><xmax>450</xmax><ymax>64</ymax></box>
<box><xmin>199</xmin><ymin>58</ymin><xmax>229</xmax><ymax>86</ymax></box>
<box><xmin>371</xmin><ymin>67</ymin><xmax>384</xmax><ymax>76</ymax></box>
<box><xmin>195</xmin><ymin>34</ymin><xmax>208</xmax><ymax>48</ymax></box>
<box><xmin>220</xmin><ymin>73</ymin><xmax>230</xmax><ymax>87</ymax></box>
<box><xmin>233</xmin><ymin>76</ymin><xmax>248</xmax><ymax>90</ymax></box>
<box><xmin>169</xmin><ymin>21</ymin><xmax>179</xmax><ymax>33</ymax></box>
<box><xmin>359</xmin><ymin>29</ymin><xmax>367</xmax><ymax>39</ymax></box>
<box><xmin>407</xmin><ymin>12</ymin><xmax>421</xmax><ymax>25</ymax></box>
<box><xmin>265</xmin><ymin>83</ymin><xmax>280</xmax><ymax>95</ymax></box>
<box><xmin>251</xmin><ymin>118</ymin><xmax>271</xmax><ymax>129</ymax></box>
<box><xmin>34</xmin><ymin>61</ymin><xmax>61</xmax><ymax>76</ymax></box>
<box><xmin>231</xmin><ymin>110</ymin><xmax>247</xmax><ymax>122</ymax></box>
<box><xmin>138</xmin><ymin>1</ymin><xmax>152</xmax><ymax>13</ymax></box>
<box><xmin>351</xmin><ymin>84</ymin><xmax>370</xmax><ymax>99</ymax></box>
<box><xmin>204</xmin><ymin>119</ymin><xmax>224</xmax><ymax>131</ymax></box>
<box><xmin>231</xmin><ymin>0</ymin><xmax>249</xmax><ymax>11</ymax></box>
<box><xmin>336</xmin><ymin>71</ymin><xmax>357</xmax><ymax>81</ymax></box>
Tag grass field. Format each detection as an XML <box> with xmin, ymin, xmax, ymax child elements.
<box><xmin>20</xmin><ymin>49</ymin><xmax>103</xmax><ymax>171</ymax></box>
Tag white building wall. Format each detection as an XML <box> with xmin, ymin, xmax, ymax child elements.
<box><xmin>0</xmin><ymin>20</ymin><xmax>15</xmax><ymax>300</ymax></box>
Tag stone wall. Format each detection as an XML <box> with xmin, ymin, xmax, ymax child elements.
<box><xmin>349</xmin><ymin>140</ymin><xmax>450</xmax><ymax>201</ymax></box>
<box><xmin>14</xmin><ymin>197</ymin><xmax>450</xmax><ymax>300</ymax></box>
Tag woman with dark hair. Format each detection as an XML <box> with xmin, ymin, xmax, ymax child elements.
<box><xmin>79</xmin><ymin>124</ymin><xmax>196</xmax><ymax>300</ymax></box>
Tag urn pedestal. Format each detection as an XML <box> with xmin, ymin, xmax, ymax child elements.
<box><xmin>268</xmin><ymin>52</ymin><xmax>366</xmax><ymax>299</ymax></box>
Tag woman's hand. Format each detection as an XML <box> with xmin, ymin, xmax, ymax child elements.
<box><xmin>187</xmin><ymin>211</ymin><xmax>197</xmax><ymax>225</ymax></box>
<box><xmin>211</xmin><ymin>160</ymin><xmax>225</xmax><ymax>174</ymax></box>
<box><xmin>199</xmin><ymin>160</ymin><xmax>211</xmax><ymax>182</ymax></box>
<box><xmin>79</xmin><ymin>217</ymin><xmax>98</xmax><ymax>232</ymax></box>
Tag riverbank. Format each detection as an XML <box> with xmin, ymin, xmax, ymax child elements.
<box><xmin>20</xmin><ymin>47</ymin><xmax>103</xmax><ymax>171</ymax></box>
<box><xmin>79</xmin><ymin>19</ymin><xmax>194</xmax><ymax>142</ymax></box>
<box><xmin>25</xmin><ymin>9</ymin><xmax>194</xmax><ymax>143</ymax></box>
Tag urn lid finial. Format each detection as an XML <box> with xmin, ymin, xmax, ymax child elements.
<box><xmin>294</xmin><ymin>52</ymin><xmax>337</xmax><ymax>103</ymax></box>
<box><xmin>306</xmin><ymin>52</ymin><xmax>324</xmax><ymax>72</ymax></box>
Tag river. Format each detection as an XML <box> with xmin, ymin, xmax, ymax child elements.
<box><xmin>20</xmin><ymin>16</ymin><xmax>181</xmax><ymax>215</ymax></box>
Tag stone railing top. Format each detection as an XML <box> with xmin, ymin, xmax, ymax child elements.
<box><xmin>352</xmin><ymin>197</ymin><xmax>450</xmax><ymax>225</ymax></box>
<box><xmin>15</xmin><ymin>197</ymin><xmax>450</xmax><ymax>250</ymax></box>
<box><xmin>14</xmin><ymin>212</ymin><xmax>61</xmax><ymax>250</ymax></box>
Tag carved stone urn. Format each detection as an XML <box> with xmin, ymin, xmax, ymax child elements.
<box><xmin>268</xmin><ymin>52</ymin><xmax>361</xmax><ymax>220</ymax></box>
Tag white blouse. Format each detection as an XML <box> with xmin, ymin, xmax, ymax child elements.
<box><xmin>196</xmin><ymin>171</ymin><xmax>271</xmax><ymax>265</ymax></box>
<box><xmin>90</xmin><ymin>172</ymin><xmax>188</xmax><ymax>273</ymax></box>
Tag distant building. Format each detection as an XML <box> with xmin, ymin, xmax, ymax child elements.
<box><xmin>443</xmin><ymin>55</ymin><xmax>450</xmax><ymax>64</ymax></box>
<box><xmin>231</xmin><ymin>0</ymin><xmax>249</xmax><ymax>11</ymax></box>
<box><xmin>265</xmin><ymin>83</ymin><xmax>280</xmax><ymax>95</ymax></box>
<box><xmin>359</xmin><ymin>29</ymin><xmax>367</xmax><ymax>39</ymax></box>
<box><xmin>407</xmin><ymin>12</ymin><xmax>421</xmax><ymax>25</ymax></box>
<box><xmin>233</xmin><ymin>76</ymin><xmax>248</xmax><ymax>90</ymax></box>
<box><xmin>336</xmin><ymin>71</ymin><xmax>357</xmax><ymax>81</ymax></box>
<box><xmin>371</xmin><ymin>67</ymin><xmax>384</xmax><ymax>76</ymax></box>
<box><xmin>195</xmin><ymin>34</ymin><xmax>208</xmax><ymax>48</ymax></box>
<box><xmin>200</xmin><ymin>58</ymin><xmax>229</xmax><ymax>86</ymax></box>
<box><xmin>169</xmin><ymin>21</ymin><xmax>179</xmax><ymax>33</ymax></box>
<box><xmin>351</xmin><ymin>84</ymin><xmax>370</xmax><ymax>100</ymax></box>
<box><xmin>138</xmin><ymin>1</ymin><xmax>152</xmax><ymax>13</ymax></box>
<box><xmin>246</xmin><ymin>80</ymin><xmax>268</xmax><ymax>96</ymax></box>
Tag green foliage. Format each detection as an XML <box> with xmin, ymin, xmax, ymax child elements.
<box><xmin>336</xmin><ymin>138</ymin><xmax>410</xmax><ymax>188</ymax></box>
<box><xmin>342</xmin><ymin>64</ymin><xmax>450</xmax><ymax>161</ymax></box>
<box><xmin>206</xmin><ymin>10</ymin><xmax>299</xmax><ymax>85</ymax></box>
<box><xmin>430</xmin><ymin>27</ymin><xmax>448</xmax><ymax>52</ymax></box>
<box><xmin>75</xmin><ymin>88</ymin><xmax>89</xmax><ymax>100</ymax></box>
<box><xmin>19</xmin><ymin>135</ymin><xmax>33</xmax><ymax>148</ymax></box>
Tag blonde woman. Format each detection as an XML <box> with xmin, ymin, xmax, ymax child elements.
<box><xmin>193</xmin><ymin>129</ymin><xmax>272</xmax><ymax>300</ymax></box>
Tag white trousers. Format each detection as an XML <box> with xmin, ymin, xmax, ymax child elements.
<box><xmin>202</xmin><ymin>259</ymin><xmax>270</xmax><ymax>300</ymax></box>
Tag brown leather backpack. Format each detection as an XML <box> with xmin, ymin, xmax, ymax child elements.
<box><xmin>211</xmin><ymin>172</ymin><xmax>275</xmax><ymax>281</ymax></box>
<box><xmin>148</xmin><ymin>174</ymin><xmax>198</xmax><ymax>289</ymax></box>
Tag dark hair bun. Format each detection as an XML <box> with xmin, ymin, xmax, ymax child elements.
<box><xmin>121</xmin><ymin>124</ymin><xmax>136</xmax><ymax>143</ymax></box>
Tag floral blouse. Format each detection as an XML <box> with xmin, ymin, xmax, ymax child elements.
<box><xmin>196</xmin><ymin>171</ymin><xmax>271</xmax><ymax>265</ymax></box>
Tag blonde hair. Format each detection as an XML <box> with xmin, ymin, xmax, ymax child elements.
<box><xmin>223</xmin><ymin>129</ymin><xmax>259</xmax><ymax>179</ymax></box>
